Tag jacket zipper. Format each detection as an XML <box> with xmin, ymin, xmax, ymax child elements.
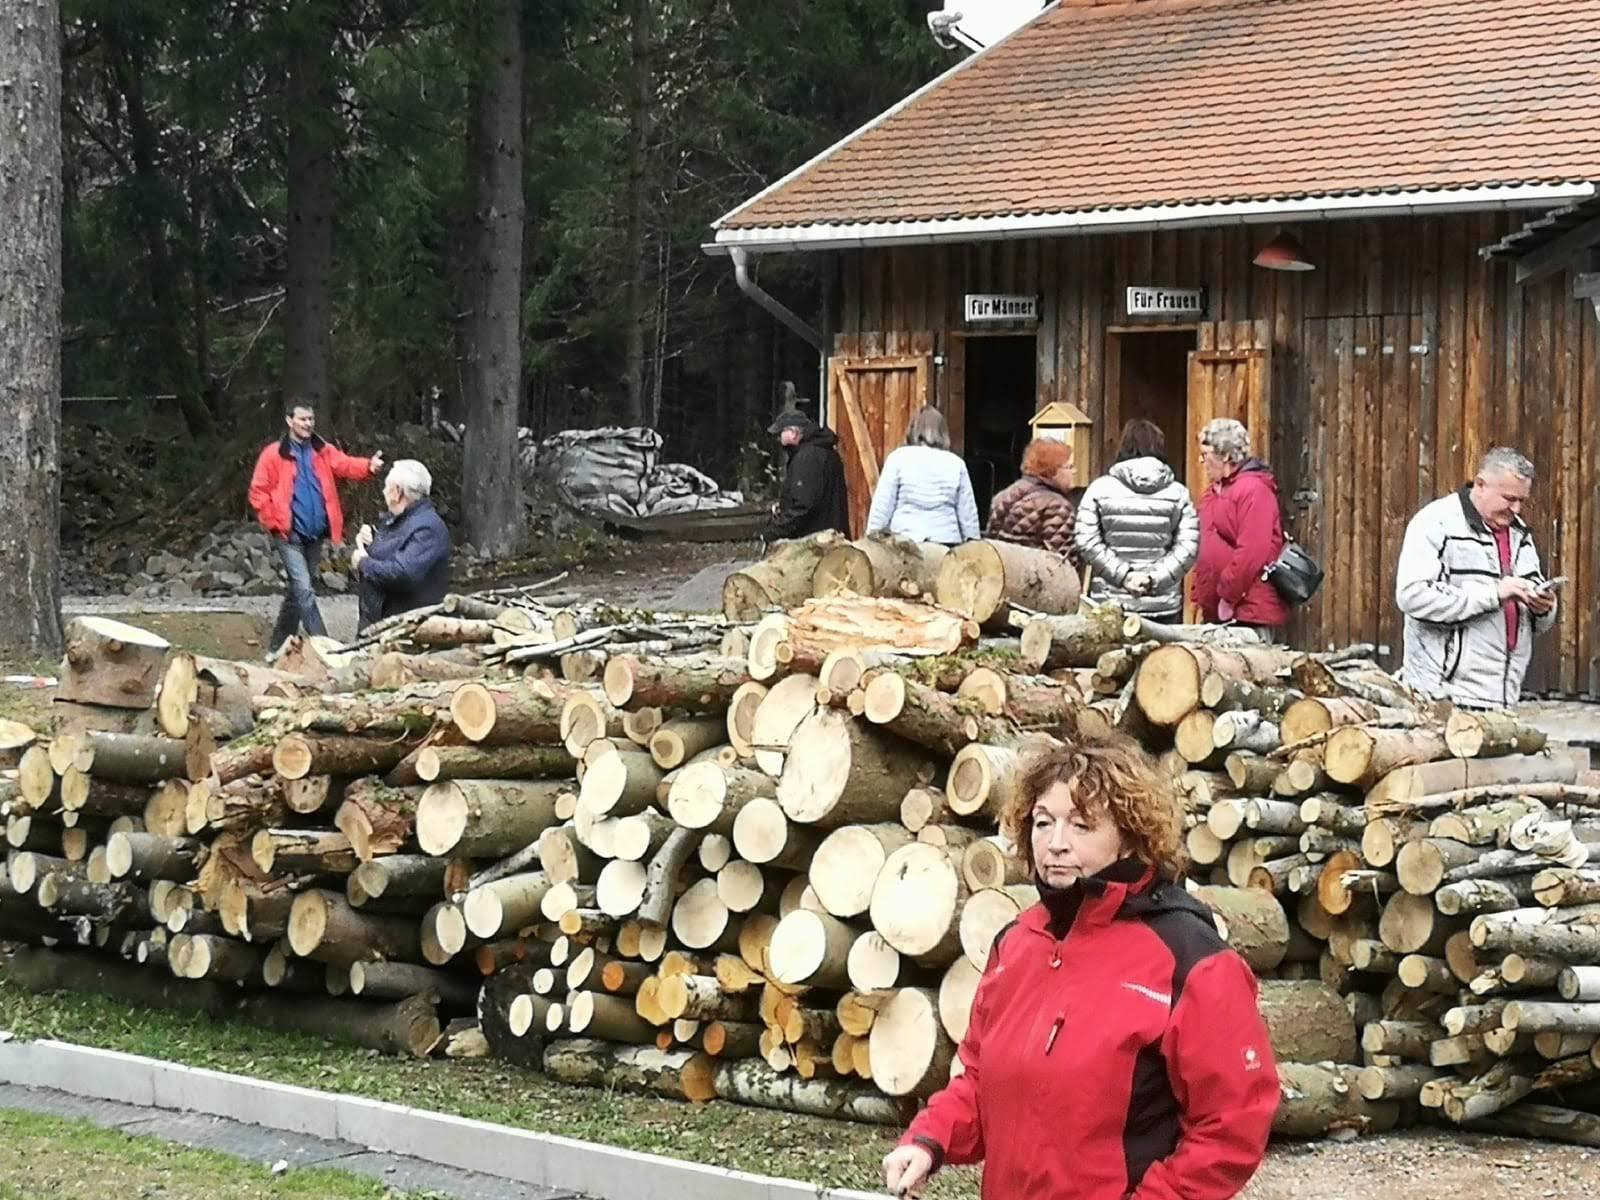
<box><xmin>1043</xmin><ymin>929</ymin><xmax>1068</xmax><ymax>1055</ymax></box>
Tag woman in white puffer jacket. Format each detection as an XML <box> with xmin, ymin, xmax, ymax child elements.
<box><xmin>866</xmin><ymin>407</ymin><xmax>980</xmax><ymax>546</ymax></box>
<box><xmin>1075</xmin><ymin>419</ymin><xmax>1200</xmax><ymax>620</ymax></box>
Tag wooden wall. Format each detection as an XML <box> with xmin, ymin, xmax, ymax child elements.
<box><xmin>828</xmin><ymin>214</ymin><xmax>1600</xmax><ymax>697</ymax></box>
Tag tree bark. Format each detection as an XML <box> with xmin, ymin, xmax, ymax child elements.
<box><xmin>542</xmin><ymin>1038</ymin><xmax>716</xmax><ymax>1102</ymax></box>
<box><xmin>233</xmin><ymin>991</ymin><xmax>440</xmax><ymax>1057</ymax></box>
<box><xmin>1445</xmin><ymin>710</ymin><xmax>1549</xmax><ymax>759</ymax></box>
<box><xmin>1272</xmin><ymin>1063</ymin><xmax>1400</xmax><ymax>1137</ymax></box>
<box><xmin>282</xmin><ymin>1</ymin><xmax>337</xmax><ymax>415</ymax></box>
<box><xmin>0</xmin><ymin>0</ymin><xmax>63</xmax><ymax>653</ymax></box>
<box><xmin>1015</xmin><ymin>607</ymin><xmax>1128</xmax><ymax>670</ymax></box>
<box><xmin>461</xmin><ymin>0</ymin><xmax>525</xmax><ymax>555</ymax></box>
<box><xmin>271</xmin><ymin>733</ymin><xmax>412</xmax><ymax>781</ymax></box>
<box><xmin>58</xmin><ymin>618</ymin><xmax>169</xmax><ymax>709</ymax></box>
<box><xmin>721</xmin><ymin>531</ymin><xmax>848</xmax><ymax>621</ymax></box>
<box><xmin>1135</xmin><ymin>644</ymin><xmax>1298</xmax><ymax>727</ymax></box>
<box><xmin>620</xmin><ymin>0</ymin><xmax>651</xmax><ymax>424</ymax></box>
<box><xmin>415</xmin><ymin>778</ymin><xmax>562</xmax><ymax>857</ymax></box>
<box><xmin>288</xmin><ymin>888</ymin><xmax>423</xmax><ymax>964</ymax></box>
<box><xmin>711</xmin><ymin>1058</ymin><xmax>904</xmax><ymax>1125</ymax></box>
<box><xmin>333</xmin><ymin>778</ymin><xmax>424</xmax><ymax>861</ymax></box>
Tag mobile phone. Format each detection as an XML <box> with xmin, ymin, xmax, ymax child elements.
<box><xmin>1537</xmin><ymin>576</ymin><xmax>1568</xmax><ymax>594</ymax></box>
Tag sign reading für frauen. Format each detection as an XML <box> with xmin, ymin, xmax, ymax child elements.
<box><xmin>964</xmin><ymin>293</ymin><xmax>1039</xmax><ymax>323</ymax></box>
<box><xmin>1125</xmin><ymin>286</ymin><xmax>1206</xmax><ymax>317</ymax></box>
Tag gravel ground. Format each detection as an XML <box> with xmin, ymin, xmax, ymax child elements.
<box><xmin>1244</xmin><ymin>1129</ymin><xmax>1600</xmax><ymax>1199</ymax></box>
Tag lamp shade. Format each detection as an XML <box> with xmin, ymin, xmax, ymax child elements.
<box><xmin>1252</xmin><ymin>232</ymin><xmax>1315</xmax><ymax>272</ymax></box>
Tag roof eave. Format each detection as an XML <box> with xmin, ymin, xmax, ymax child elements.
<box><xmin>708</xmin><ymin>182</ymin><xmax>1598</xmax><ymax>255</ymax></box>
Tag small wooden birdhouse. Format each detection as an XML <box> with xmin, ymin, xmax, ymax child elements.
<box><xmin>1029</xmin><ymin>401</ymin><xmax>1094</xmax><ymax>475</ymax></box>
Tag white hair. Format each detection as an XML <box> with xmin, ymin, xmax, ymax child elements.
<box><xmin>386</xmin><ymin>459</ymin><xmax>432</xmax><ymax>501</ymax></box>
<box><xmin>1479</xmin><ymin>447</ymin><xmax>1534</xmax><ymax>482</ymax></box>
<box><xmin>1199</xmin><ymin>418</ymin><xmax>1251</xmax><ymax>465</ymax></box>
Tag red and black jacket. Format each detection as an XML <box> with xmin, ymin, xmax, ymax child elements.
<box><xmin>902</xmin><ymin>862</ymin><xmax>1279</xmax><ymax>1200</ymax></box>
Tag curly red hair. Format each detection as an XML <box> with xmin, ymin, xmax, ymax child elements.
<box><xmin>1021</xmin><ymin>437</ymin><xmax>1072</xmax><ymax>481</ymax></box>
<box><xmin>1002</xmin><ymin>734</ymin><xmax>1187</xmax><ymax>878</ymax></box>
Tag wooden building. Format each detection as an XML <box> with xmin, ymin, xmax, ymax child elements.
<box><xmin>709</xmin><ymin>0</ymin><xmax>1600</xmax><ymax>697</ymax></box>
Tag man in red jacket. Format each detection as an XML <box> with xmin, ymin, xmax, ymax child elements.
<box><xmin>248</xmin><ymin>403</ymin><xmax>383</xmax><ymax>657</ymax></box>
<box><xmin>1191</xmin><ymin>418</ymin><xmax>1288</xmax><ymax>637</ymax></box>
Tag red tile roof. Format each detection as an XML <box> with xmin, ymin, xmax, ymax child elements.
<box><xmin>716</xmin><ymin>0</ymin><xmax>1600</xmax><ymax>234</ymax></box>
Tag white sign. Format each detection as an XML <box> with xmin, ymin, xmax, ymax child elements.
<box><xmin>1126</xmin><ymin>286</ymin><xmax>1206</xmax><ymax>317</ymax></box>
<box><xmin>964</xmin><ymin>293</ymin><xmax>1039</xmax><ymax>323</ymax></box>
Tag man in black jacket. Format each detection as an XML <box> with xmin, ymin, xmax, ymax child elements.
<box><xmin>766</xmin><ymin>409</ymin><xmax>849</xmax><ymax>541</ymax></box>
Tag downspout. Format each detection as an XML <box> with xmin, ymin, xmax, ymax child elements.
<box><xmin>730</xmin><ymin>247</ymin><xmax>829</xmax><ymax>421</ymax></box>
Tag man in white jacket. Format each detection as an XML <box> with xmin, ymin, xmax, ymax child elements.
<box><xmin>1395</xmin><ymin>448</ymin><xmax>1557</xmax><ymax>710</ymax></box>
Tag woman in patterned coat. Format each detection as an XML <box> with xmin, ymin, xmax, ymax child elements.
<box><xmin>986</xmin><ymin>438</ymin><xmax>1079</xmax><ymax>562</ymax></box>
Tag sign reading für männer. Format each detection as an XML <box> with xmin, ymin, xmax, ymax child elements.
<box><xmin>1125</xmin><ymin>286</ymin><xmax>1206</xmax><ymax>317</ymax></box>
<box><xmin>964</xmin><ymin>293</ymin><xmax>1039</xmax><ymax>323</ymax></box>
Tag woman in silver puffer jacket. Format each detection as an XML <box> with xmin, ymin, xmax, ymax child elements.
<box><xmin>1074</xmin><ymin>420</ymin><xmax>1200</xmax><ymax>620</ymax></box>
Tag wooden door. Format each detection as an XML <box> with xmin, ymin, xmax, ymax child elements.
<box><xmin>1301</xmin><ymin>315</ymin><xmax>1427</xmax><ymax>663</ymax></box>
<box><xmin>827</xmin><ymin>354</ymin><xmax>933</xmax><ymax>537</ymax></box>
<box><xmin>1185</xmin><ymin>320</ymin><xmax>1272</xmax><ymax>505</ymax></box>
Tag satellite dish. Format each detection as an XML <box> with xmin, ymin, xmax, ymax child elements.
<box><xmin>928</xmin><ymin>1</ymin><xmax>1050</xmax><ymax>51</ymax></box>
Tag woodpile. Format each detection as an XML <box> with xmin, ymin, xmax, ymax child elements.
<box><xmin>4</xmin><ymin>586</ymin><xmax>1599</xmax><ymax>1147</ymax></box>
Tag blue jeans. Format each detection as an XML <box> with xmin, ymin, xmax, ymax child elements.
<box><xmin>270</xmin><ymin>538</ymin><xmax>328</xmax><ymax>651</ymax></box>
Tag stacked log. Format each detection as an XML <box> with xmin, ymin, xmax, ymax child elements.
<box><xmin>5</xmin><ymin>595</ymin><xmax>1598</xmax><ymax>1147</ymax></box>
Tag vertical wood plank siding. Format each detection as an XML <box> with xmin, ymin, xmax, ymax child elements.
<box><xmin>829</xmin><ymin>214</ymin><xmax>1600</xmax><ymax>696</ymax></box>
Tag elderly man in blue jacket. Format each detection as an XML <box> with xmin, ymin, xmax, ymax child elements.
<box><xmin>351</xmin><ymin>459</ymin><xmax>452</xmax><ymax>631</ymax></box>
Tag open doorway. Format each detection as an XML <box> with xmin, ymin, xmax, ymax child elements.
<box><xmin>961</xmin><ymin>334</ymin><xmax>1037</xmax><ymax>522</ymax></box>
<box><xmin>1110</xmin><ymin>329</ymin><xmax>1194</xmax><ymax>485</ymax></box>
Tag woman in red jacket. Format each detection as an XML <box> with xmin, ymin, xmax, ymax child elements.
<box><xmin>883</xmin><ymin>735</ymin><xmax>1278</xmax><ymax>1200</ymax></box>
<box><xmin>1191</xmin><ymin>418</ymin><xmax>1288</xmax><ymax>637</ymax></box>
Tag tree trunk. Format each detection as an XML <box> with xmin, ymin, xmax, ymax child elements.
<box><xmin>350</xmin><ymin>960</ymin><xmax>477</xmax><ymax>1009</ymax></box>
<box><xmin>666</xmin><ymin>761</ymin><xmax>774</xmax><ymax>834</ymax></box>
<box><xmin>102</xmin><ymin>19</ymin><xmax>211</xmax><ymax>436</ymax></box>
<box><xmin>721</xmin><ymin>531</ymin><xmax>849</xmax><ymax>621</ymax></box>
<box><xmin>333</xmin><ymin>778</ymin><xmax>424</xmax><ymax>861</ymax></box>
<box><xmin>271</xmin><ymin>733</ymin><xmax>411</xmax><ymax>781</ymax></box>
<box><xmin>810</xmin><ymin>823</ymin><xmax>914</xmax><ymax>919</ymax></box>
<box><xmin>1280</xmin><ymin>697</ymin><xmax>1389</xmax><ymax>747</ymax></box>
<box><xmin>415</xmin><ymin>778</ymin><xmax>563</xmax><ymax>857</ymax></box>
<box><xmin>935</xmin><ymin>540</ymin><xmax>1080</xmax><ymax>628</ymax></box>
<box><xmin>619</xmin><ymin>0</ymin><xmax>652</xmax><ymax>424</ymax></box>
<box><xmin>462</xmin><ymin>871</ymin><xmax>553</xmax><ymax>939</ymax></box>
<box><xmin>78</xmin><ymin>730</ymin><xmax>210</xmax><ymax>784</ymax></box>
<box><xmin>777</xmin><ymin>710</ymin><xmax>931</xmax><ymax>827</ymax></box>
<box><xmin>604</xmin><ymin>654</ymin><xmax>750</xmax><ymax>714</ymax></box>
<box><xmin>1466</xmin><ymin>1103</ymin><xmax>1600</xmax><ymax>1148</ymax></box>
<box><xmin>1366</xmin><ymin>754</ymin><xmax>1580</xmax><ymax>809</ymax></box>
<box><xmin>542</xmin><ymin>1038</ymin><xmax>716</xmax><ymax>1102</ymax></box>
<box><xmin>288</xmin><ymin>888</ymin><xmax>423</xmax><ymax>964</ymax></box>
<box><xmin>1272</xmin><ymin>1063</ymin><xmax>1400</xmax><ymax>1137</ymax></box>
<box><xmin>104</xmin><ymin>832</ymin><xmax>198</xmax><ymax>883</ymax></box>
<box><xmin>867</xmin><ymin>987</ymin><xmax>953</xmax><ymax>1098</ymax></box>
<box><xmin>1193</xmin><ymin>885</ymin><xmax>1290</xmax><ymax>972</ymax></box>
<box><xmin>233</xmin><ymin>991</ymin><xmax>439</xmax><ymax>1057</ymax></box>
<box><xmin>860</xmin><ymin>673</ymin><xmax>988</xmax><ymax>757</ymax></box>
<box><xmin>1324</xmin><ymin>726</ymin><xmax>1450</xmax><ymax>788</ymax></box>
<box><xmin>813</xmin><ymin>534</ymin><xmax>945</xmax><ymax>601</ymax></box>
<box><xmin>869</xmin><ymin>843</ymin><xmax>966</xmax><ymax>963</ymax></box>
<box><xmin>282</xmin><ymin>3</ymin><xmax>337</xmax><ymax>415</ymax></box>
<box><xmin>461</xmin><ymin>0</ymin><xmax>525</xmax><ymax>555</ymax></box>
<box><xmin>58</xmin><ymin>618</ymin><xmax>169</xmax><ymax>709</ymax></box>
<box><xmin>0</xmin><ymin>0</ymin><xmax>63</xmax><ymax>653</ymax></box>
<box><xmin>1015</xmin><ymin>607</ymin><xmax>1128</xmax><ymax>670</ymax></box>
<box><xmin>251</xmin><ymin>828</ymin><xmax>357</xmax><ymax>875</ymax></box>
<box><xmin>1135</xmin><ymin>644</ymin><xmax>1298</xmax><ymax>728</ymax></box>
<box><xmin>711</xmin><ymin>1058</ymin><xmax>903</xmax><ymax>1125</ymax></box>
<box><xmin>449</xmin><ymin>681</ymin><xmax>564</xmax><ymax>745</ymax></box>
<box><xmin>349</xmin><ymin>854</ymin><xmax>447</xmax><ymax>903</ymax></box>
<box><xmin>1445</xmin><ymin>711</ymin><xmax>1549</xmax><ymax>759</ymax></box>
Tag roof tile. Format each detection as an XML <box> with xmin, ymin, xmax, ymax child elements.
<box><xmin>719</xmin><ymin>0</ymin><xmax>1600</xmax><ymax>230</ymax></box>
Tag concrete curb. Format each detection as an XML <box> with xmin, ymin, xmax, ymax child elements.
<box><xmin>0</xmin><ymin>1036</ymin><xmax>884</xmax><ymax>1200</ymax></box>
